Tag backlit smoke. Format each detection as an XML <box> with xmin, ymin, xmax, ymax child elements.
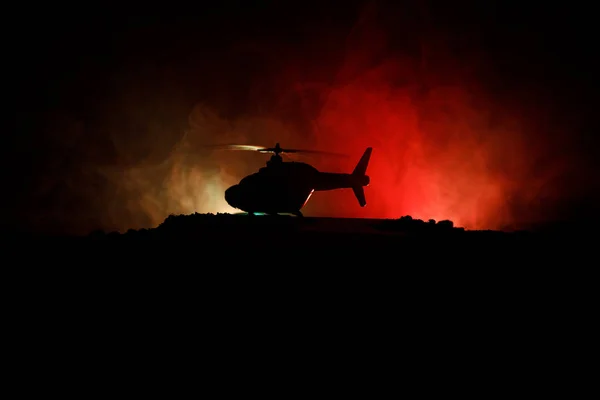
<box><xmin>280</xmin><ymin>3</ymin><xmax>573</xmax><ymax>230</ymax></box>
<box><xmin>99</xmin><ymin>105</ymin><xmax>304</xmax><ymax>231</ymax></box>
<box><xmin>18</xmin><ymin>2</ymin><xmax>590</xmax><ymax>235</ymax></box>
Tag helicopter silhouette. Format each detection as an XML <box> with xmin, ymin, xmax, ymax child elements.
<box><xmin>219</xmin><ymin>143</ymin><xmax>372</xmax><ymax>217</ymax></box>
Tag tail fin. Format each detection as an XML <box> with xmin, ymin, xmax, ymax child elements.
<box><xmin>352</xmin><ymin>186</ymin><xmax>367</xmax><ymax>207</ymax></box>
<box><xmin>351</xmin><ymin>147</ymin><xmax>372</xmax><ymax>207</ymax></box>
<box><xmin>352</xmin><ymin>147</ymin><xmax>372</xmax><ymax>176</ymax></box>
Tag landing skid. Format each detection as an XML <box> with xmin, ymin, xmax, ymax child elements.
<box><xmin>293</xmin><ymin>211</ymin><xmax>303</xmax><ymax>217</ymax></box>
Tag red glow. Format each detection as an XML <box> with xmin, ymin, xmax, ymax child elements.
<box><xmin>289</xmin><ymin>6</ymin><xmax>548</xmax><ymax>230</ymax></box>
<box><xmin>302</xmin><ymin>77</ymin><xmax>521</xmax><ymax>230</ymax></box>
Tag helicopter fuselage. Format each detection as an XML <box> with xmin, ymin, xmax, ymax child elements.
<box><xmin>224</xmin><ymin>148</ymin><xmax>372</xmax><ymax>215</ymax></box>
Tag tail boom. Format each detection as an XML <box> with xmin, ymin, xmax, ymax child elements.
<box><xmin>312</xmin><ymin>147</ymin><xmax>372</xmax><ymax>207</ymax></box>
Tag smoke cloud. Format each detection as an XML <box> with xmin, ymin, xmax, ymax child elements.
<box><xmin>14</xmin><ymin>2</ymin><xmax>593</xmax><ymax>235</ymax></box>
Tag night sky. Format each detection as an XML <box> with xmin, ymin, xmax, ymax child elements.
<box><xmin>4</xmin><ymin>0</ymin><xmax>599</xmax><ymax>235</ymax></box>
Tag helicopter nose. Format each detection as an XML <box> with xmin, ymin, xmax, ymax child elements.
<box><xmin>225</xmin><ymin>185</ymin><xmax>240</xmax><ymax>207</ymax></box>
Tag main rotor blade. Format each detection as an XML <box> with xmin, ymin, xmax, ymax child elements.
<box><xmin>202</xmin><ymin>144</ymin><xmax>348</xmax><ymax>157</ymax></box>
<box><xmin>203</xmin><ymin>144</ymin><xmax>268</xmax><ymax>152</ymax></box>
<box><xmin>278</xmin><ymin>149</ymin><xmax>349</xmax><ymax>157</ymax></box>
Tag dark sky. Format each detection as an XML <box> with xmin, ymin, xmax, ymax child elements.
<box><xmin>3</xmin><ymin>0</ymin><xmax>599</xmax><ymax>234</ymax></box>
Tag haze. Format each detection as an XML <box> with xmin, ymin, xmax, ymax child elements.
<box><xmin>8</xmin><ymin>2</ymin><xmax>596</xmax><ymax>235</ymax></box>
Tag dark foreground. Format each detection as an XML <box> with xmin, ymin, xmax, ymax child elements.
<box><xmin>3</xmin><ymin>214</ymin><xmax>595</xmax><ymax>389</ymax></box>
<box><xmin>6</xmin><ymin>212</ymin><xmax>593</xmax><ymax>291</ymax></box>
<box><xmin>9</xmin><ymin>212</ymin><xmax>591</xmax><ymax>258</ymax></box>
<box><xmin>7</xmin><ymin>212</ymin><xmax>593</xmax><ymax>300</ymax></box>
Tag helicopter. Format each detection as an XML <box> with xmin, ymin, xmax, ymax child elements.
<box><xmin>218</xmin><ymin>143</ymin><xmax>372</xmax><ymax>217</ymax></box>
